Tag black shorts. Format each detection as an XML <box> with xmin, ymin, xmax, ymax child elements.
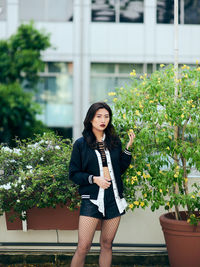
<box><xmin>80</xmin><ymin>188</ymin><xmax>125</xmax><ymax>220</ymax></box>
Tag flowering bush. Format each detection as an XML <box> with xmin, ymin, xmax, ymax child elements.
<box><xmin>110</xmin><ymin>64</ymin><xmax>200</xmax><ymax>225</ymax></box>
<box><xmin>0</xmin><ymin>132</ymin><xmax>79</xmax><ymax>220</ymax></box>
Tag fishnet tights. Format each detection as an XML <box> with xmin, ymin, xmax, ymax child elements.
<box><xmin>70</xmin><ymin>215</ymin><xmax>121</xmax><ymax>267</ymax></box>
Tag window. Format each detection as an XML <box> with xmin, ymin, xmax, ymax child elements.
<box><xmin>19</xmin><ymin>0</ymin><xmax>73</xmax><ymax>22</ymax></box>
<box><xmin>0</xmin><ymin>0</ymin><xmax>6</xmax><ymax>21</ymax></box>
<box><xmin>157</xmin><ymin>0</ymin><xmax>200</xmax><ymax>24</ymax></box>
<box><xmin>91</xmin><ymin>0</ymin><xmax>144</xmax><ymax>23</ymax></box>
<box><xmin>90</xmin><ymin>63</ymin><xmax>153</xmax><ymax>103</ymax></box>
<box><xmin>36</xmin><ymin>62</ymin><xmax>73</xmax><ymax>128</ymax></box>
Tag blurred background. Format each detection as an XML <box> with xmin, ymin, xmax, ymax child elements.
<box><xmin>0</xmin><ymin>0</ymin><xmax>200</xmax><ymax>142</ymax></box>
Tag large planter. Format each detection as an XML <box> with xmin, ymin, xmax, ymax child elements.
<box><xmin>160</xmin><ymin>211</ymin><xmax>200</xmax><ymax>267</ymax></box>
<box><xmin>6</xmin><ymin>205</ymin><xmax>80</xmax><ymax>230</ymax></box>
<box><xmin>6</xmin><ymin>205</ymin><xmax>101</xmax><ymax>231</ymax></box>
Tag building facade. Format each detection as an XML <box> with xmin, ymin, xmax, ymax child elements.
<box><xmin>0</xmin><ymin>0</ymin><xmax>200</xmax><ymax>141</ymax></box>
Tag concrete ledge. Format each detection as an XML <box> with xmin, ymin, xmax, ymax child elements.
<box><xmin>0</xmin><ymin>251</ymin><xmax>169</xmax><ymax>267</ymax></box>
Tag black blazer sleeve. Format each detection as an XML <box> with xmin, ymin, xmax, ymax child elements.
<box><xmin>119</xmin><ymin>141</ymin><xmax>132</xmax><ymax>175</ymax></box>
<box><xmin>69</xmin><ymin>140</ymin><xmax>91</xmax><ymax>185</ymax></box>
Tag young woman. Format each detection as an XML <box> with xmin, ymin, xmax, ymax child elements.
<box><xmin>69</xmin><ymin>102</ymin><xmax>135</xmax><ymax>267</ymax></box>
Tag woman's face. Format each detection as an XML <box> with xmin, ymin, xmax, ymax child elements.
<box><xmin>91</xmin><ymin>108</ymin><xmax>110</xmax><ymax>132</ymax></box>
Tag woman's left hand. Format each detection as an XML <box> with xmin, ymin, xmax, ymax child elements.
<box><xmin>126</xmin><ymin>130</ymin><xmax>136</xmax><ymax>150</ymax></box>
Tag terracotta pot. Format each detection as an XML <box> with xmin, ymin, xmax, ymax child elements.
<box><xmin>160</xmin><ymin>211</ymin><xmax>200</xmax><ymax>267</ymax></box>
<box><xmin>6</xmin><ymin>205</ymin><xmax>101</xmax><ymax>230</ymax></box>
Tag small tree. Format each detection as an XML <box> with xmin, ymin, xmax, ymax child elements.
<box><xmin>0</xmin><ymin>23</ymin><xmax>51</xmax><ymax>146</ymax></box>
<box><xmin>110</xmin><ymin>64</ymin><xmax>200</xmax><ymax>225</ymax></box>
<box><xmin>0</xmin><ymin>22</ymin><xmax>50</xmax><ymax>89</ymax></box>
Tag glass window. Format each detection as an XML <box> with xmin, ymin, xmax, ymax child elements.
<box><xmin>0</xmin><ymin>0</ymin><xmax>6</xmax><ymax>21</ymax></box>
<box><xmin>91</xmin><ymin>0</ymin><xmax>115</xmax><ymax>22</ymax></box>
<box><xmin>157</xmin><ymin>0</ymin><xmax>177</xmax><ymax>24</ymax></box>
<box><xmin>120</xmin><ymin>0</ymin><xmax>144</xmax><ymax>23</ymax></box>
<box><xmin>91</xmin><ymin>0</ymin><xmax>144</xmax><ymax>23</ymax></box>
<box><xmin>184</xmin><ymin>0</ymin><xmax>200</xmax><ymax>24</ymax></box>
<box><xmin>90</xmin><ymin>63</ymin><xmax>151</xmax><ymax>103</ymax></box>
<box><xmin>36</xmin><ymin>62</ymin><xmax>73</xmax><ymax>127</ymax></box>
<box><xmin>19</xmin><ymin>0</ymin><xmax>73</xmax><ymax>22</ymax></box>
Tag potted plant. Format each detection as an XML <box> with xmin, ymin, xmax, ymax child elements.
<box><xmin>0</xmin><ymin>132</ymin><xmax>80</xmax><ymax>230</ymax></box>
<box><xmin>108</xmin><ymin>64</ymin><xmax>200</xmax><ymax>267</ymax></box>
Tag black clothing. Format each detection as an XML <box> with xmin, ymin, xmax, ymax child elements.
<box><xmin>69</xmin><ymin>136</ymin><xmax>132</xmax><ymax>200</ymax></box>
<box><xmin>97</xmin><ymin>141</ymin><xmax>108</xmax><ymax>167</ymax></box>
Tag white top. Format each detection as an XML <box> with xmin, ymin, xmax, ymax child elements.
<box><xmin>90</xmin><ymin>134</ymin><xmax>127</xmax><ymax>216</ymax></box>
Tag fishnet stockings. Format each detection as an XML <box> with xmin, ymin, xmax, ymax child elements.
<box><xmin>70</xmin><ymin>216</ymin><xmax>100</xmax><ymax>267</ymax></box>
<box><xmin>99</xmin><ymin>216</ymin><xmax>121</xmax><ymax>267</ymax></box>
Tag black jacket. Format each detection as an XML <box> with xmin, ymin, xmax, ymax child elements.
<box><xmin>69</xmin><ymin>137</ymin><xmax>132</xmax><ymax>199</ymax></box>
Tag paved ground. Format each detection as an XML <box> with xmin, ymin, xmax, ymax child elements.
<box><xmin>0</xmin><ymin>250</ymin><xmax>169</xmax><ymax>267</ymax></box>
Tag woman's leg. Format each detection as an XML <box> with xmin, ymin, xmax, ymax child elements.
<box><xmin>70</xmin><ymin>215</ymin><xmax>100</xmax><ymax>267</ymax></box>
<box><xmin>99</xmin><ymin>216</ymin><xmax>121</xmax><ymax>267</ymax></box>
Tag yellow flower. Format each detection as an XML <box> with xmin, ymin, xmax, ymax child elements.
<box><xmin>146</xmin><ymin>164</ymin><xmax>151</xmax><ymax>168</ymax></box>
<box><xmin>135</xmin><ymin>110</ymin><xmax>140</xmax><ymax>116</ymax></box>
<box><xmin>129</xmin><ymin>164</ymin><xmax>133</xmax><ymax>169</ymax></box>
<box><xmin>168</xmin><ymin>135</ymin><xmax>172</xmax><ymax>140</ymax></box>
<box><xmin>136</xmin><ymin>93</ymin><xmax>140</xmax><ymax>96</ymax></box>
<box><xmin>130</xmin><ymin>69</ymin><xmax>136</xmax><ymax>76</ymax></box>
<box><xmin>187</xmin><ymin>219</ymin><xmax>191</xmax><ymax>223</ymax></box>
<box><xmin>149</xmin><ymin>100</ymin><xmax>154</xmax><ymax>103</ymax></box>
<box><xmin>165</xmin><ymin>114</ymin><xmax>168</xmax><ymax>119</ymax></box>
<box><xmin>160</xmin><ymin>64</ymin><xmax>165</xmax><ymax>68</ymax></box>
<box><xmin>140</xmin><ymin>75</ymin><xmax>144</xmax><ymax>79</ymax></box>
<box><xmin>181</xmin><ymin>114</ymin><xmax>184</xmax><ymax>118</ymax></box>
<box><xmin>145</xmin><ymin>95</ymin><xmax>149</xmax><ymax>99</ymax></box>
<box><xmin>166</xmin><ymin>147</ymin><xmax>170</xmax><ymax>150</ymax></box>
<box><xmin>191</xmin><ymin>195</ymin><xmax>195</xmax><ymax>199</ymax></box>
<box><xmin>146</xmin><ymin>174</ymin><xmax>151</xmax><ymax>179</ymax></box>
<box><xmin>108</xmin><ymin>92</ymin><xmax>116</xmax><ymax>96</ymax></box>
<box><xmin>143</xmin><ymin>193</ymin><xmax>147</xmax><ymax>198</ymax></box>
<box><xmin>136</xmin><ymin>171</ymin><xmax>141</xmax><ymax>175</ymax></box>
<box><xmin>142</xmin><ymin>82</ymin><xmax>146</xmax><ymax>86</ymax></box>
<box><xmin>159</xmin><ymin>170</ymin><xmax>163</xmax><ymax>174</ymax></box>
<box><xmin>181</xmin><ymin>64</ymin><xmax>187</xmax><ymax>69</ymax></box>
<box><xmin>196</xmin><ymin>67</ymin><xmax>200</xmax><ymax>71</ymax></box>
<box><xmin>167</xmin><ymin>202</ymin><xmax>170</xmax><ymax>206</ymax></box>
<box><xmin>192</xmin><ymin>104</ymin><xmax>195</xmax><ymax>108</ymax></box>
<box><xmin>134</xmin><ymin>125</ymin><xmax>137</xmax><ymax>129</ymax></box>
<box><xmin>140</xmin><ymin>202</ymin><xmax>145</xmax><ymax>207</ymax></box>
<box><xmin>123</xmin><ymin>114</ymin><xmax>126</xmax><ymax>119</ymax></box>
<box><xmin>174</xmin><ymin>173</ymin><xmax>179</xmax><ymax>178</ymax></box>
<box><xmin>128</xmin><ymin>129</ymin><xmax>134</xmax><ymax>134</ymax></box>
<box><xmin>129</xmin><ymin>204</ymin><xmax>134</xmax><ymax>209</ymax></box>
<box><xmin>113</xmin><ymin>98</ymin><xmax>118</xmax><ymax>102</ymax></box>
<box><xmin>139</xmin><ymin>102</ymin><xmax>143</xmax><ymax>108</ymax></box>
<box><xmin>184</xmin><ymin>178</ymin><xmax>188</xmax><ymax>183</ymax></box>
<box><xmin>186</xmin><ymin>66</ymin><xmax>190</xmax><ymax>70</ymax></box>
<box><xmin>131</xmin><ymin>180</ymin><xmax>135</xmax><ymax>185</ymax></box>
<box><xmin>134</xmin><ymin>201</ymin><xmax>139</xmax><ymax>206</ymax></box>
<box><xmin>160</xmin><ymin>189</ymin><xmax>163</xmax><ymax>193</ymax></box>
<box><xmin>184</xmin><ymin>74</ymin><xmax>188</xmax><ymax>78</ymax></box>
<box><xmin>120</xmin><ymin>87</ymin><xmax>124</xmax><ymax>90</ymax></box>
<box><xmin>175</xmin><ymin>165</ymin><xmax>180</xmax><ymax>169</ymax></box>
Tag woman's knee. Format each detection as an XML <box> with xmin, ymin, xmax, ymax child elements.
<box><xmin>100</xmin><ymin>238</ymin><xmax>112</xmax><ymax>250</ymax></box>
<box><xmin>77</xmin><ymin>242</ymin><xmax>91</xmax><ymax>255</ymax></box>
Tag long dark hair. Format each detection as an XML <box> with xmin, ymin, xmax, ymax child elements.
<box><xmin>82</xmin><ymin>102</ymin><xmax>120</xmax><ymax>150</ymax></box>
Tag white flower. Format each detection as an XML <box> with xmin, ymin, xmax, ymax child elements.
<box><xmin>13</xmin><ymin>148</ymin><xmax>21</xmax><ymax>155</ymax></box>
<box><xmin>10</xmin><ymin>159</ymin><xmax>16</xmax><ymax>163</ymax></box>
<box><xmin>40</xmin><ymin>157</ymin><xmax>44</xmax><ymax>161</ymax></box>
<box><xmin>0</xmin><ymin>183</ymin><xmax>11</xmax><ymax>190</ymax></box>
<box><xmin>21</xmin><ymin>185</ymin><xmax>25</xmax><ymax>190</ymax></box>
<box><xmin>17</xmin><ymin>199</ymin><xmax>20</xmax><ymax>203</ymax></box>
<box><xmin>1</xmin><ymin>147</ymin><xmax>12</xmax><ymax>153</ymax></box>
<box><xmin>55</xmin><ymin>145</ymin><xmax>60</xmax><ymax>150</ymax></box>
<box><xmin>26</xmin><ymin>165</ymin><xmax>33</xmax><ymax>169</ymax></box>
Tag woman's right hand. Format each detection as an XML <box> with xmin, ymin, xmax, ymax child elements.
<box><xmin>93</xmin><ymin>176</ymin><xmax>111</xmax><ymax>189</ymax></box>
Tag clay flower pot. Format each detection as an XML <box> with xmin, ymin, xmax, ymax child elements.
<box><xmin>160</xmin><ymin>211</ymin><xmax>200</xmax><ymax>267</ymax></box>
